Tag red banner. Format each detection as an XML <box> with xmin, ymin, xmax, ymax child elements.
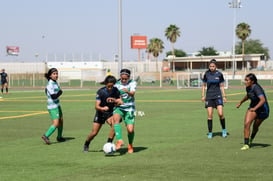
<box><xmin>131</xmin><ymin>36</ymin><xmax>147</xmax><ymax>49</ymax></box>
<box><xmin>6</xmin><ymin>46</ymin><xmax>19</xmax><ymax>56</ymax></box>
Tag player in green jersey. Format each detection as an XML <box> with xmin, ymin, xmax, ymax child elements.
<box><xmin>41</xmin><ymin>68</ymin><xmax>65</xmax><ymax>144</ymax></box>
<box><xmin>113</xmin><ymin>68</ymin><xmax>137</xmax><ymax>153</ymax></box>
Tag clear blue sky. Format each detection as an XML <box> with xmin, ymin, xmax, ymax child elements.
<box><xmin>0</xmin><ymin>0</ymin><xmax>272</xmax><ymax>62</ymax></box>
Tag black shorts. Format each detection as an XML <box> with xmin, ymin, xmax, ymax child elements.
<box><xmin>205</xmin><ymin>98</ymin><xmax>223</xmax><ymax>108</ymax></box>
<box><xmin>1</xmin><ymin>80</ymin><xmax>7</xmax><ymax>85</ymax></box>
<box><xmin>251</xmin><ymin>108</ymin><xmax>270</xmax><ymax>119</ymax></box>
<box><xmin>93</xmin><ymin>111</ymin><xmax>113</xmax><ymax>124</ymax></box>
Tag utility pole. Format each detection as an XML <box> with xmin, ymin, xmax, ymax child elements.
<box><xmin>229</xmin><ymin>0</ymin><xmax>242</xmax><ymax>79</ymax></box>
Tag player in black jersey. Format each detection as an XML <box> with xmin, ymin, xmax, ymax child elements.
<box><xmin>236</xmin><ymin>73</ymin><xmax>270</xmax><ymax>150</ymax></box>
<box><xmin>202</xmin><ymin>59</ymin><xmax>227</xmax><ymax>139</ymax></box>
<box><xmin>83</xmin><ymin>75</ymin><xmax>123</xmax><ymax>152</ymax></box>
<box><xmin>0</xmin><ymin>69</ymin><xmax>9</xmax><ymax>94</ymax></box>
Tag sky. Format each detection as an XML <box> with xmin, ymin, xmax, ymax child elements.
<box><xmin>0</xmin><ymin>0</ymin><xmax>273</xmax><ymax>62</ymax></box>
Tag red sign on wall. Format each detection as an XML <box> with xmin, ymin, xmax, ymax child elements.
<box><xmin>6</xmin><ymin>46</ymin><xmax>20</xmax><ymax>56</ymax></box>
<box><xmin>131</xmin><ymin>36</ymin><xmax>147</xmax><ymax>49</ymax></box>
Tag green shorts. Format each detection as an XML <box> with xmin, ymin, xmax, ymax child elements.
<box><xmin>114</xmin><ymin>108</ymin><xmax>135</xmax><ymax>125</ymax></box>
<box><xmin>48</xmin><ymin>106</ymin><xmax>63</xmax><ymax>120</ymax></box>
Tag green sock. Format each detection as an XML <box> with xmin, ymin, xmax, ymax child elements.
<box><xmin>57</xmin><ymin>127</ymin><xmax>63</xmax><ymax>138</ymax></box>
<box><xmin>114</xmin><ymin>123</ymin><xmax>122</xmax><ymax>140</ymax></box>
<box><xmin>45</xmin><ymin>125</ymin><xmax>56</xmax><ymax>137</ymax></box>
<box><xmin>128</xmin><ymin>132</ymin><xmax>135</xmax><ymax>144</ymax></box>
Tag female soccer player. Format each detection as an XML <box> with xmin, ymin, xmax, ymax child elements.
<box><xmin>113</xmin><ymin>68</ymin><xmax>137</xmax><ymax>153</ymax></box>
<box><xmin>202</xmin><ymin>59</ymin><xmax>227</xmax><ymax>139</ymax></box>
<box><xmin>42</xmin><ymin>68</ymin><xmax>65</xmax><ymax>144</ymax></box>
<box><xmin>0</xmin><ymin>69</ymin><xmax>9</xmax><ymax>94</ymax></box>
<box><xmin>236</xmin><ymin>73</ymin><xmax>269</xmax><ymax>150</ymax></box>
<box><xmin>83</xmin><ymin>75</ymin><xmax>122</xmax><ymax>152</ymax></box>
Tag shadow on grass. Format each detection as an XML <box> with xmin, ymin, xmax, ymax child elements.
<box><xmin>117</xmin><ymin>146</ymin><xmax>148</xmax><ymax>155</ymax></box>
<box><xmin>50</xmin><ymin>137</ymin><xmax>75</xmax><ymax>144</ymax></box>
<box><xmin>86</xmin><ymin>146</ymin><xmax>148</xmax><ymax>156</ymax></box>
<box><xmin>251</xmin><ymin>143</ymin><xmax>271</xmax><ymax>149</ymax></box>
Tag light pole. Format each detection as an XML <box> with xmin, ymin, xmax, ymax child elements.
<box><xmin>118</xmin><ymin>0</ymin><xmax>123</xmax><ymax>74</ymax></box>
<box><xmin>229</xmin><ymin>0</ymin><xmax>241</xmax><ymax>79</ymax></box>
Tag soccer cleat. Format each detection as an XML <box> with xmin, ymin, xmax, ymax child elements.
<box><xmin>83</xmin><ymin>145</ymin><xmax>89</xmax><ymax>153</ymax></box>
<box><xmin>207</xmin><ymin>132</ymin><xmax>213</xmax><ymax>139</ymax></box>
<box><xmin>115</xmin><ymin>140</ymin><xmax>124</xmax><ymax>150</ymax></box>
<box><xmin>241</xmin><ymin>144</ymin><xmax>250</xmax><ymax>150</ymax></box>
<box><xmin>222</xmin><ymin>129</ymin><xmax>227</xmax><ymax>138</ymax></box>
<box><xmin>56</xmin><ymin>137</ymin><xmax>66</xmax><ymax>142</ymax></box>
<box><xmin>41</xmin><ymin>135</ymin><xmax>51</xmax><ymax>145</ymax></box>
<box><xmin>127</xmin><ymin>144</ymin><xmax>134</xmax><ymax>153</ymax></box>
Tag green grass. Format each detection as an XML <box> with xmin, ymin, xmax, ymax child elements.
<box><xmin>0</xmin><ymin>88</ymin><xmax>273</xmax><ymax>181</ymax></box>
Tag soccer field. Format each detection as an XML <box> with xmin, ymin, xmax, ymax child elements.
<box><xmin>0</xmin><ymin>88</ymin><xmax>273</xmax><ymax>181</ymax></box>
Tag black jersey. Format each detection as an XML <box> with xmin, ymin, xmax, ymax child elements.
<box><xmin>0</xmin><ymin>72</ymin><xmax>8</xmax><ymax>83</ymax></box>
<box><xmin>96</xmin><ymin>86</ymin><xmax>120</xmax><ymax>113</ymax></box>
<box><xmin>246</xmin><ymin>84</ymin><xmax>269</xmax><ymax>112</ymax></box>
<box><xmin>203</xmin><ymin>70</ymin><xmax>224</xmax><ymax>99</ymax></box>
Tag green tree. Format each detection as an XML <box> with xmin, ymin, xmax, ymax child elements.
<box><xmin>166</xmin><ymin>49</ymin><xmax>187</xmax><ymax>57</ymax></box>
<box><xmin>165</xmin><ymin>24</ymin><xmax>181</xmax><ymax>71</ymax></box>
<box><xmin>236</xmin><ymin>22</ymin><xmax>251</xmax><ymax>69</ymax></box>
<box><xmin>196</xmin><ymin>47</ymin><xmax>219</xmax><ymax>56</ymax></box>
<box><xmin>147</xmin><ymin>38</ymin><xmax>164</xmax><ymax>72</ymax></box>
<box><xmin>235</xmin><ymin>39</ymin><xmax>270</xmax><ymax>60</ymax></box>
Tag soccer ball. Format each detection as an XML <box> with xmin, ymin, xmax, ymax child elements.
<box><xmin>103</xmin><ymin>142</ymin><xmax>116</xmax><ymax>155</ymax></box>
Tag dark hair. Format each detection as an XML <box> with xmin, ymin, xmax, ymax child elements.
<box><xmin>209</xmin><ymin>59</ymin><xmax>217</xmax><ymax>65</ymax></box>
<box><xmin>44</xmin><ymin>68</ymin><xmax>58</xmax><ymax>80</ymax></box>
<box><xmin>100</xmin><ymin>75</ymin><xmax>117</xmax><ymax>85</ymax></box>
<box><xmin>245</xmin><ymin>73</ymin><xmax>258</xmax><ymax>84</ymax></box>
<box><xmin>120</xmin><ymin>68</ymin><xmax>131</xmax><ymax>77</ymax></box>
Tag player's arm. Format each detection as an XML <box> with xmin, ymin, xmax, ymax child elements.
<box><xmin>50</xmin><ymin>90</ymin><xmax>63</xmax><ymax>99</ymax></box>
<box><xmin>220</xmin><ymin>82</ymin><xmax>227</xmax><ymax>102</ymax></box>
<box><xmin>45</xmin><ymin>85</ymin><xmax>63</xmax><ymax>99</ymax></box>
<box><xmin>106</xmin><ymin>97</ymin><xmax>123</xmax><ymax>106</ymax></box>
<box><xmin>95</xmin><ymin>100</ymin><xmax>109</xmax><ymax>112</ymax></box>
<box><xmin>236</xmin><ymin>95</ymin><xmax>248</xmax><ymax>108</ymax></box>
<box><xmin>201</xmin><ymin>82</ymin><xmax>206</xmax><ymax>101</ymax></box>
<box><xmin>122</xmin><ymin>81</ymin><xmax>136</xmax><ymax>97</ymax></box>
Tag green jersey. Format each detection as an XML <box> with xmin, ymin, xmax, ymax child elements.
<box><xmin>46</xmin><ymin>79</ymin><xmax>61</xmax><ymax>110</ymax></box>
<box><xmin>115</xmin><ymin>79</ymin><xmax>136</xmax><ymax>112</ymax></box>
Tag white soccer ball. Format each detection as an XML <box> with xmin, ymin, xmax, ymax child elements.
<box><xmin>103</xmin><ymin>142</ymin><xmax>116</xmax><ymax>155</ymax></box>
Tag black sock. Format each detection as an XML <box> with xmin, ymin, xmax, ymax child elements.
<box><xmin>6</xmin><ymin>88</ymin><xmax>8</xmax><ymax>93</ymax></box>
<box><xmin>220</xmin><ymin>118</ymin><xmax>226</xmax><ymax>129</ymax></box>
<box><xmin>250</xmin><ymin>132</ymin><xmax>257</xmax><ymax>140</ymax></box>
<box><xmin>84</xmin><ymin>141</ymin><xmax>90</xmax><ymax>147</ymax></box>
<box><xmin>208</xmin><ymin>119</ymin><xmax>212</xmax><ymax>132</ymax></box>
<box><xmin>107</xmin><ymin>138</ymin><xmax>113</xmax><ymax>143</ymax></box>
<box><xmin>1</xmin><ymin>89</ymin><xmax>3</xmax><ymax>93</ymax></box>
<box><xmin>244</xmin><ymin>138</ymin><xmax>249</xmax><ymax>145</ymax></box>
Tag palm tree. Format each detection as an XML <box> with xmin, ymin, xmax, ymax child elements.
<box><xmin>165</xmin><ymin>24</ymin><xmax>181</xmax><ymax>71</ymax></box>
<box><xmin>147</xmin><ymin>38</ymin><xmax>164</xmax><ymax>72</ymax></box>
<box><xmin>236</xmin><ymin>22</ymin><xmax>251</xmax><ymax>70</ymax></box>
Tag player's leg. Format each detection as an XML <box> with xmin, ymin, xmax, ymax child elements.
<box><xmin>1</xmin><ymin>83</ymin><xmax>3</xmax><ymax>94</ymax></box>
<box><xmin>56</xmin><ymin>107</ymin><xmax>65</xmax><ymax>142</ymax></box>
<box><xmin>216</xmin><ymin>105</ymin><xmax>227</xmax><ymax>137</ymax></box>
<box><xmin>250</xmin><ymin>118</ymin><xmax>264</xmax><ymax>145</ymax></box>
<box><xmin>125</xmin><ymin>111</ymin><xmax>135</xmax><ymax>153</ymax></box>
<box><xmin>4</xmin><ymin>83</ymin><xmax>8</xmax><ymax>94</ymax></box>
<box><xmin>106</xmin><ymin>116</ymin><xmax>115</xmax><ymax>143</ymax></box>
<box><xmin>241</xmin><ymin>110</ymin><xmax>256</xmax><ymax>150</ymax></box>
<box><xmin>83</xmin><ymin>122</ymin><xmax>102</xmax><ymax>152</ymax></box>
<box><xmin>42</xmin><ymin>108</ymin><xmax>59</xmax><ymax>144</ymax></box>
<box><xmin>113</xmin><ymin>109</ymin><xmax>124</xmax><ymax>149</ymax></box>
<box><xmin>207</xmin><ymin>106</ymin><xmax>214</xmax><ymax>138</ymax></box>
